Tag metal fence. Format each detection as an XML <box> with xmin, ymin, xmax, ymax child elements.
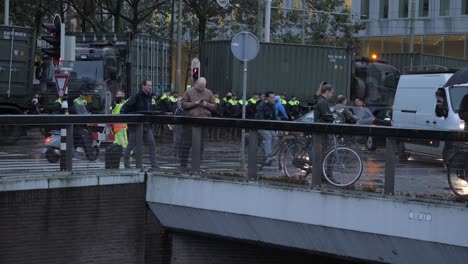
<box><xmin>1</xmin><ymin>114</ymin><xmax>468</xmax><ymax>202</ymax></box>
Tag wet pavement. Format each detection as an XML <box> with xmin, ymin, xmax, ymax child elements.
<box><xmin>0</xmin><ymin>128</ymin><xmax>457</xmax><ymax>200</ymax></box>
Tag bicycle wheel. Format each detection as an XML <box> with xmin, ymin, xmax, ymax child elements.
<box><xmin>322</xmin><ymin>147</ymin><xmax>362</xmax><ymax>187</ymax></box>
<box><xmin>447</xmin><ymin>151</ymin><xmax>468</xmax><ymax>197</ymax></box>
<box><xmin>282</xmin><ymin>140</ymin><xmax>311</xmax><ymax>177</ymax></box>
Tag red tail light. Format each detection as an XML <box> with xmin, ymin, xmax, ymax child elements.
<box><xmin>45</xmin><ymin>137</ymin><xmax>52</xmax><ymax>143</ymax></box>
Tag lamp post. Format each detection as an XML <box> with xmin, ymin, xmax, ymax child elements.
<box><xmin>264</xmin><ymin>0</ymin><xmax>272</xmax><ymax>42</ymax></box>
<box><xmin>175</xmin><ymin>0</ymin><xmax>183</xmax><ymax>93</ymax></box>
<box><xmin>409</xmin><ymin>0</ymin><xmax>416</xmax><ymax>52</ymax></box>
<box><xmin>4</xmin><ymin>0</ymin><xmax>9</xmax><ymax>25</ymax></box>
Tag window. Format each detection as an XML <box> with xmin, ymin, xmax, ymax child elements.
<box><xmin>361</xmin><ymin>0</ymin><xmax>370</xmax><ymax>19</ymax></box>
<box><xmin>463</xmin><ymin>0</ymin><xmax>468</xmax><ymax>14</ymax></box>
<box><xmin>423</xmin><ymin>35</ymin><xmax>443</xmax><ymax>55</ymax></box>
<box><xmin>380</xmin><ymin>0</ymin><xmax>389</xmax><ymax>18</ymax></box>
<box><xmin>402</xmin><ymin>35</ymin><xmax>423</xmax><ymax>52</ymax></box>
<box><xmin>439</xmin><ymin>0</ymin><xmax>450</xmax><ymax>16</ymax></box>
<box><xmin>344</xmin><ymin>0</ymin><xmax>352</xmax><ymax>10</ymax></box>
<box><xmin>383</xmin><ymin>36</ymin><xmax>403</xmax><ymax>52</ymax></box>
<box><xmin>399</xmin><ymin>0</ymin><xmax>409</xmax><ymax>18</ymax></box>
<box><xmin>419</xmin><ymin>0</ymin><xmax>429</xmax><ymax>17</ymax></box>
<box><xmin>444</xmin><ymin>34</ymin><xmax>465</xmax><ymax>59</ymax></box>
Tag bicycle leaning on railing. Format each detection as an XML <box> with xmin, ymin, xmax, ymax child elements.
<box><xmin>281</xmin><ymin>113</ymin><xmax>363</xmax><ymax>187</ymax></box>
<box><xmin>254</xmin><ymin>131</ymin><xmax>304</xmax><ymax>172</ymax></box>
<box><xmin>446</xmin><ymin>149</ymin><xmax>468</xmax><ymax>197</ymax></box>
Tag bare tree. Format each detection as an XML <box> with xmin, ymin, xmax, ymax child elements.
<box><xmin>100</xmin><ymin>0</ymin><xmax>125</xmax><ymax>32</ymax></box>
<box><xmin>183</xmin><ymin>0</ymin><xmax>224</xmax><ymax>57</ymax></box>
<box><xmin>120</xmin><ymin>0</ymin><xmax>167</xmax><ymax>32</ymax></box>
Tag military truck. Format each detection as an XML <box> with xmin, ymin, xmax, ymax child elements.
<box><xmin>38</xmin><ymin>33</ymin><xmax>171</xmax><ymax>114</ymax></box>
<box><xmin>0</xmin><ymin>25</ymin><xmax>35</xmax><ymax>144</ymax></box>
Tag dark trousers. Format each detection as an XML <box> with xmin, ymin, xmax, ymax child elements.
<box><xmin>124</xmin><ymin>125</ymin><xmax>157</xmax><ymax>168</ymax></box>
<box><xmin>179</xmin><ymin>126</ymin><xmax>208</xmax><ymax>167</ymax></box>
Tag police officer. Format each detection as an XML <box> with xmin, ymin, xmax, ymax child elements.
<box><xmin>287</xmin><ymin>95</ymin><xmax>301</xmax><ymax>120</ymax></box>
<box><xmin>73</xmin><ymin>91</ymin><xmax>90</xmax><ymax>114</ymax></box>
<box><xmin>112</xmin><ymin>90</ymin><xmax>128</xmax><ymax>148</ymax></box>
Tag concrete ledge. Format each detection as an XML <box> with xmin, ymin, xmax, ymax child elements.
<box><xmin>149</xmin><ymin>202</ymin><xmax>468</xmax><ymax>264</ymax></box>
<box><xmin>0</xmin><ymin>170</ymin><xmax>145</xmax><ymax>191</ymax></box>
<box><xmin>147</xmin><ymin>175</ymin><xmax>468</xmax><ymax>249</ymax></box>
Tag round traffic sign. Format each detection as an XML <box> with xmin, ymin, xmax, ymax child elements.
<box><xmin>216</xmin><ymin>0</ymin><xmax>230</xmax><ymax>8</ymax></box>
<box><xmin>230</xmin><ymin>32</ymin><xmax>260</xmax><ymax>62</ymax></box>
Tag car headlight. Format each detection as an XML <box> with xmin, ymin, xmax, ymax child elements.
<box><xmin>459</xmin><ymin>120</ymin><xmax>465</xmax><ymax>130</ymax></box>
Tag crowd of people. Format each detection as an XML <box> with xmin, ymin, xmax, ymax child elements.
<box><xmin>71</xmin><ymin>77</ymin><xmax>372</xmax><ymax>170</ymax></box>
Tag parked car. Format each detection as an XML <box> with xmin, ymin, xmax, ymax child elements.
<box><xmin>296</xmin><ymin>106</ymin><xmax>392</xmax><ymax>151</ymax></box>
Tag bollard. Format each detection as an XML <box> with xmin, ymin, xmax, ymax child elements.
<box><xmin>247</xmin><ymin>130</ymin><xmax>258</xmax><ymax>180</ymax></box>
<box><xmin>59</xmin><ymin>128</ymin><xmax>66</xmax><ymax>171</ymax></box>
<box><xmin>60</xmin><ymin>125</ymin><xmax>73</xmax><ymax>171</ymax></box>
<box><xmin>384</xmin><ymin>137</ymin><xmax>396</xmax><ymax>195</ymax></box>
<box><xmin>311</xmin><ymin>133</ymin><xmax>323</xmax><ymax>188</ymax></box>
<box><xmin>191</xmin><ymin>126</ymin><xmax>202</xmax><ymax>175</ymax></box>
<box><xmin>135</xmin><ymin>123</ymin><xmax>143</xmax><ymax>170</ymax></box>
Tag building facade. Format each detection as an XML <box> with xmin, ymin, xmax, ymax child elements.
<box><xmin>351</xmin><ymin>0</ymin><xmax>468</xmax><ymax>59</ymax></box>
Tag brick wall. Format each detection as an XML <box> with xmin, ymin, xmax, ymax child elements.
<box><xmin>145</xmin><ymin>205</ymin><xmax>171</xmax><ymax>264</ymax></box>
<box><xmin>0</xmin><ymin>184</ymin><xmax>146</xmax><ymax>264</ymax></box>
<box><xmin>170</xmin><ymin>232</ymin><xmax>360</xmax><ymax>264</ymax></box>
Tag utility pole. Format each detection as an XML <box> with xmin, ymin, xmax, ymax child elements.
<box><xmin>301</xmin><ymin>10</ymin><xmax>305</xmax><ymax>44</ymax></box>
<box><xmin>256</xmin><ymin>0</ymin><xmax>264</xmax><ymax>41</ymax></box>
<box><xmin>264</xmin><ymin>0</ymin><xmax>272</xmax><ymax>42</ymax></box>
<box><xmin>409</xmin><ymin>0</ymin><xmax>415</xmax><ymax>52</ymax></box>
<box><xmin>175</xmin><ymin>0</ymin><xmax>183</xmax><ymax>93</ymax></box>
<box><xmin>4</xmin><ymin>0</ymin><xmax>9</xmax><ymax>25</ymax></box>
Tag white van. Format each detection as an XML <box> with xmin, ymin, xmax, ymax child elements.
<box><xmin>393</xmin><ymin>71</ymin><xmax>468</xmax><ymax>163</ymax></box>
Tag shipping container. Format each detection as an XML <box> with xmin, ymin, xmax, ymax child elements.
<box><xmin>380</xmin><ymin>53</ymin><xmax>468</xmax><ymax>73</ymax></box>
<box><xmin>0</xmin><ymin>25</ymin><xmax>35</xmax><ymax>144</ymax></box>
<box><xmin>202</xmin><ymin>41</ymin><xmax>353</xmax><ymax>103</ymax></box>
<box><xmin>0</xmin><ymin>25</ymin><xmax>35</xmax><ymax>110</ymax></box>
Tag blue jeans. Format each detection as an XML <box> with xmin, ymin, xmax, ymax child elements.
<box><xmin>124</xmin><ymin>124</ymin><xmax>157</xmax><ymax>168</ymax></box>
<box><xmin>259</xmin><ymin>130</ymin><xmax>277</xmax><ymax>160</ymax></box>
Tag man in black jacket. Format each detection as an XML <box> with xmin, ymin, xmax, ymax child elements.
<box><xmin>120</xmin><ymin>79</ymin><xmax>158</xmax><ymax>170</ymax></box>
<box><xmin>314</xmin><ymin>82</ymin><xmax>334</xmax><ymax>123</ymax></box>
<box><xmin>255</xmin><ymin>91</ymin><xmax>277</xmax><ymax>165</ymax></box>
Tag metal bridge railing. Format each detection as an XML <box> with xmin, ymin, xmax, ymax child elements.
<box><xmin>1</xmin><ymin>114</ymin><xmax>468</xmax><ymax>202</ymax></box>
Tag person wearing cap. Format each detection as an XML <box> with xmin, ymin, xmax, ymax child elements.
<box><xmin>159</xmin><ymin>89</ymin><xmax>173</xmax><ymax>113</ymax></box>
<box><xmin>209</xmin><ymin>91</ymin><xmax>223</xmax><ymax>141</ymax></box>
<box><xmin>150</xmin><ymin>93</ymin><xmax>159</xmax><ymax>111</ymax></box>
<box><xmin>287</xmin><ymin>95</ymin><xmax>301</xmax><ymax>120</ymax></box>
<box><xmin>73</xmin><ymin>91</ymin><xmax>90</xmax><ymax>114</ymax></box>
<box><xmin>222</xmin><ymin>92</ymin><xmax>233</xmax><ymax>104</ymax></box>
<box><xmin>246</xmin><ymin>93</ymin><xmax>259</xmax><ymax>119</ymax></box>
<box><xmin>279</xmin><ymin>93</ymin><xmax>287</xmax><ymax>105</ymax></box>
<box><xmin>112</xmin><ymin>90</ymin><xmax>128</xmax><ymax>148</ymax></box>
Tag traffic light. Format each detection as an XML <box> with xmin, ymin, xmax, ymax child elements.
<box><xmin>192</xmin><ymin>67</ymin><xmax>199</xmax><ymax>81</ymax></box>
<box><xmin>42</xmin><ymin>15</ymin><xmax>64</xmax><ymax>69</ymax></box>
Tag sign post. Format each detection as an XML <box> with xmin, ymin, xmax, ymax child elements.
<box><xmin>216</xmin><ymin>0</ymin><xmax>230</xmax><ymax>8</ymax></box>
<box><xmin>231</xmin><ymin>31</ymin><xmax>260</xmax><ymax>172</ymax></box>
<box><xmin>191</xmin><ymin>58</ymin><xmax>200</xmax><ymax>83</ymax></box>
<box><xmin>54</xmin><ymin>73</ymin><xmax>70</xmax><ymax>99</ymax></box>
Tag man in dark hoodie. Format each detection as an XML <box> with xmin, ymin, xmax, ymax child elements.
<box><xmin>120</xmin><ymin>79</ymin><xmax>158</xmax><ymax>170</ymax></box>
<box><xmin>255</xmin><ymin>91</ymin><xmax>277</xmax><ymax>165</ymax></box>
